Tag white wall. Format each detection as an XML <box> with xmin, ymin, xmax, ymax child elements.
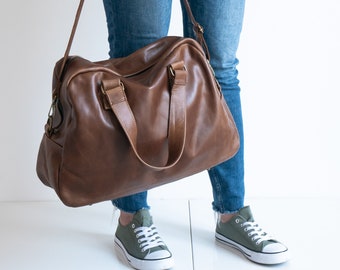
<box><xmin>0</xmin><ymin>0</ymin><xmax>339</xmax><ymax>203</ymax></box>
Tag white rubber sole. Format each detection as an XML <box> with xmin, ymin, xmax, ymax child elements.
<box><xmin>114</xmin><ymin>237</ymin><xmax>175</xmax><ymax>270</ymax></box>
<box><xmin>215</xmin><ymin>232</ymin><xmax>290</xmax><ymax>265</ymax></box>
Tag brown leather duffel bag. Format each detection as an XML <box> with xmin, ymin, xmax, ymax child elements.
<box><xmin>36</xmin><ymin>0</ymin><xmax>239</xmax><ymax>207</ymax></box>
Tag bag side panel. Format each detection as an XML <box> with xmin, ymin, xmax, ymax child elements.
<box><xmin>36</xmin><ymin>134</ymin><xmax>62</xmax><ymax>192</ymax></box>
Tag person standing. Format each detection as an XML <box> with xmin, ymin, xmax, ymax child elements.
<box><xmin>102</xmin><ymin>0</ymin><xmax>290</xmax><ymax>269</ymax></box>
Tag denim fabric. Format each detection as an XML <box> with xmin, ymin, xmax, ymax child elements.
<box><xmin>103</xmin><ymin>0</ymin><xmax>246</xmax><ymax>214</ymax></box>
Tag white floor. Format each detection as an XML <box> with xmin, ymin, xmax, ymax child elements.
<box><xmin>0</xmin><ymin>197</ymin><xmax>339</xmax><ymax>270</ymax></box>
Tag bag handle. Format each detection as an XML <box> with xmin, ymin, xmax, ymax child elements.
<box><xmin>54</xmin><ymin>0</ymin><xmax>210</xmax><ymax>94</ymax></box>
<box><xmin>101</xmin><ymin>62</ymin><xmax>187</xmax><ymax>170</ymax></box>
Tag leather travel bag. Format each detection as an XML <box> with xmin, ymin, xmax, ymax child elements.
<box><xmin>36</xmin><ymin>0</ymin><xmax>240</xmax><ymax>207</ymax></box>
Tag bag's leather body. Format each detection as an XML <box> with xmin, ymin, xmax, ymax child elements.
<box><xmin>36</xmin><ymin>1</ymin><xmax>239</xmax><ymax>207</ymax></box>
<box><xmin>36</xmin><ymin>37</ymin><xmax>239</xmax><ymax>207</ymax></box>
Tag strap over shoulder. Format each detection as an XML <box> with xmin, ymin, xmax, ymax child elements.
<box><xmin>55</xmin><ymin>0</ymin><xmax>210</xmax><ymax>92</ymax></box>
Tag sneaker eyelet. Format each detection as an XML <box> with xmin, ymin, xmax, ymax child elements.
<box><xmin>131</xmin><ymin>224</ymin><xmax>135</xmax><ymax>229</ymax></box>
<box><xmin>235</xmin><ymin>219</ymin><xmax>240</xmax><ymax>224</ymax></box>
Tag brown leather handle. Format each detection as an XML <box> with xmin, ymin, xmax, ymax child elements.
<box><xmin>101</xmin><ymin>61</ymin><xmax>187</xmax><ymax>170</ymax></box>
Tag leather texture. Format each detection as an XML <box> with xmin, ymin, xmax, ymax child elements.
<box><xmin>36</xmin><ymin>0</ymin><xmax>240</xmax><ymax>207</ymax></box>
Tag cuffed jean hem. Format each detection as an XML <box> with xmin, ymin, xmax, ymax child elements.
<box><xmin>214</xmin><ymin>209</ymin><xmax>240</xmax><ymax>215</ymax></box>
<box><xmin>111</xmin><ymin>192</ymin><xmax>150</xmax><ymax>213</ymax></box>
<box><xmin>111</xmin><ymin>201</ymin><xmax>150</xmax><ymax>213</ymax></box>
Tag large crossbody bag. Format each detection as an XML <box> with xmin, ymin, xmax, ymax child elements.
<box><xmin>36</xmin><ymin>0</ymin><xmax>240</xmax><ymax>207</ymax></box>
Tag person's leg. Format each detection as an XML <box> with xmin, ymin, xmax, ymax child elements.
<box><xmin>182</xmin><ymin>0</ymin><xmax>290</xmax><ymax>264</ymax></box>
<box><xmin>103</xmin><ymin>1</ymin><xmax>174</xmax><ymax>269</ymax></box>
<box><xmin>103</xmin><ymin>0</ymin><xmax>172</xmax><ymax>217</ymax></box>
<box><xmin>182</xmin><ymin>0</ymin><xmax>245</xmax><ymax>215</ymax></box>
<box><xmin>103</xmin><ymin>0</ymin><xmax>172</xmax><ymax>58</ymax></box>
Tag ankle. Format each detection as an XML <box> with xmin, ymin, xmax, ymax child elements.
<box><xmin>219</xmin><ymin>212</ymin><xmax>236</xmax><ymax>223</ymax></box>
<box><xmin>119</xmin><ymin>211</ymin><xmax>134</xmax><ymax>226</ymax></box>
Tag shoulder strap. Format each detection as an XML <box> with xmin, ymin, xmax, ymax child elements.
<box><xmin>181</xmin><ymin>0</ymin><xmax>211</xmax><ymax>60</ymax></box>
<box><xmin>56</xmin><ymin>0</ymin><xmax>210</xmax><ymax>84</ymax></box>
<box><xmin>55</xmin><ymin>0</ymin><xmax>85</xmax><ymax>86</ymax></box>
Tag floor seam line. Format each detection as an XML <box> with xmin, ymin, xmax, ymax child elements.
<box><xmin>188</xmin><ymin>200</ymin><xmax>195</xmax><ymax>270</ymax></box>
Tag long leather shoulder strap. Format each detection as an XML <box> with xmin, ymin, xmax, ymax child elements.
<box><xmin>56</xmin><ymin>0</ymin><xmax>85</xmax><ymax>83</ymax></box>
<box><xmin>181</xmin><ymin>0</ymin><xmax>211</xmax><ymax>60</ymax></box>
<box><xmin>58</xmin><ymin>0</ymin><xmax>209</xmax><ymax>79</ymax></box>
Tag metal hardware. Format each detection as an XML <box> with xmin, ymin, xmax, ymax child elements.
<box><xmin>196</xmin><ymin>23</ymin><xmax>204</xmax><ymax>34</ymax></box>
<box><xmin>169</xmin><ymin>64</ymin><xmax>187</xmax><ymax>77</ymax></box>
<box><xmin>46</xmin><ymin>96</ymin><xmax>57</xmax><ymax>136</ymax></box>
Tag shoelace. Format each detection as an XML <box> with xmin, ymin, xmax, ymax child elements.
<box><xmin>240</xmin><ymin>221</ymin><xmax>273</xmax><ymax>245</ymax></box>
<box><xmin>134</xmin><ymin>225</ymin><xmax>165</xmax><ymax>252</ymax></box>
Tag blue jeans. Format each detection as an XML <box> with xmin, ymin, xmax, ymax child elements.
<box><xmin>103</xmin><ymin>0</ymin><xmax>245</xmax><ymax>214</ymax></box>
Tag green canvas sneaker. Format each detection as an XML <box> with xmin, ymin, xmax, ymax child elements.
<box><xmin>216</xmin><ymin>206</ymin><xmax>290</xmax><ymax>265</ymax></box>
<box><xmin>114</xmin><ymin>209</ymin><xmax>174</xmax><ymax>270</ymax></box>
